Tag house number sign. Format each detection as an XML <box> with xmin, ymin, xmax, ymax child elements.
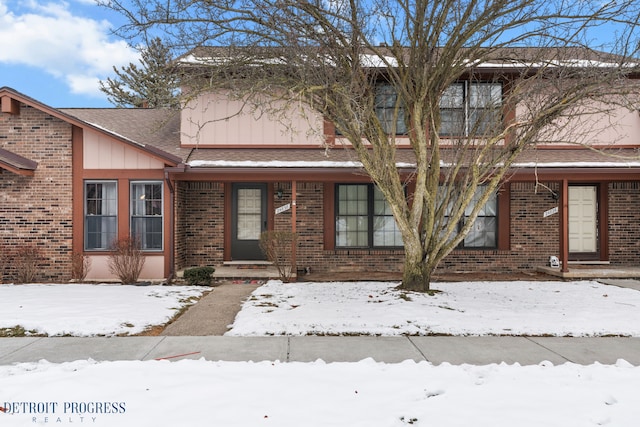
<box><xmin>543</xmin><ymin>206</ymin><xmax>558</xmax><ymax>218</ymax></box>
<box><xmin>275</xmin><ymin>203</ymin><xmax>291</xmax><ymax>214</ymax></box>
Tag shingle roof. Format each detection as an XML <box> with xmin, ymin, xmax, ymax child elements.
<box><xmin>0</xmin><ymin>147</ymin><xmax>38</xmax><ymax>175</ymax></box>
<box><xmin>185</xmin><ymin>146</ymin><xmax>640</xmax><ymax>169</ymax></box>
<box><xmin>59</xmin><ymin>108</ymin><xmax>190</xmax><ymax>163</ymax></box>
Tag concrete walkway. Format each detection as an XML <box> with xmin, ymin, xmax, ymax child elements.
<box><xmin>161</xmin><ymin>282</ymin><xmax>260</xmax><ymax>336</ymax></box>
<box><xmin>1</xmin><ymin>336</ymin><xmax>639</xmax><ymax>365</ymax></box>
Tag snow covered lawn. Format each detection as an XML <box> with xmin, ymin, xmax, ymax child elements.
<box><xmin>0</xmin><ymin>284</ymin><xmax>207</xmax><ymax>336</ymax></box>
<box><xmin>227</xmin><ymin>280</ymin><xmax>640</xmax><ymax>336</ymax></box>
<box><xmin>1</xmin><ymin>359</ymin><xmax>639</xmax><ymax>427</ymax></box>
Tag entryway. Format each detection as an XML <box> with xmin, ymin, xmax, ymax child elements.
<box><xmin>568</xmin><ymin>185</ymin><xmax>598</xmax><ymax>259</ymax></box>
<box><xmin>231</xmin><ymin>183</ymin><xmax>267</xmax><ymax>260</ymax></box>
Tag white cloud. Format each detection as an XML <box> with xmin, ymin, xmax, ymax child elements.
<box><xmin>0</xmin><ymin>0</ymin><xmax>139</xmax><ymax>97</ymax></box>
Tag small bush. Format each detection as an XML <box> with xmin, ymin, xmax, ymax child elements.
<box><xmin>108</xmin><ymin>237</ymin><xmax>146</xmax><ymax>284</ymax></box>
<box><xmin>71</xmin><ymin>252</ymin><xmax>91</xmax><ymax>282</ymax></box>
<box><xmin>259</xmin><ymin>231</ymin><xmax>297</xmax><ymax>282</ymax></box>
<box><xmin>183</xmin><ymin>266</ymin><xmax>216</xmax><ymax>286</ymax></box>
<box><xmin>13</xmin><ymin>244</ymin><xmax>43</xmax><ymax>284</ymax></box>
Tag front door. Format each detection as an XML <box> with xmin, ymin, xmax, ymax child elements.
<box><xmin>568</xmin><ymin>185</ymin><xmax>598</xmax><ymax>257</ymax></box>
<box><xmin>231</xmin><ymin>183</ymin><xmax>267</xmax><ymax>260</ymax></box>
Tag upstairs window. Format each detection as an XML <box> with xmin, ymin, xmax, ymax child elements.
<box><xmin>440</xmin><ymin>82</ymin><xmax>503</xmax><ymax>137</ymax></box>
<box><xmin>372</xmin><ymin>81</ymin><xmax>503</xmax><ymax>137</ymax></box>
<box><xmin>375</xmin><ymin>84</ymin><xmax>407</xmax><ymax>135</ymax></box>
<box><xmin>130</xmin><ymin>182</ymin><xmax>163</xmax><ymax>250</ymax></box>
<box><xmin>335</xmin><ymin>184</ymin><xmax>403</xmax><ymax>248</ymax></box>
<box><xmin>85</xmin><ymin>181</ymin><xmax>117</xmax><ymax>251</ymax></box>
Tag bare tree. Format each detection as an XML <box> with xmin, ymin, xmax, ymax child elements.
<box><xmin>100</xmin><ymin>0</ymin><xmax>640</xmax><ymax>291</ymax></box>
<box><xmin>100</xmin><ymin>37</ymin><xmax>180</xmax><ymax>108</ymax></box>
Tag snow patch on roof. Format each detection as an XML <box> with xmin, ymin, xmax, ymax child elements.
<box><xmin>188</xmin><ymin>160</ymin><xmax>416</xmax><ymax>168</ymax></box>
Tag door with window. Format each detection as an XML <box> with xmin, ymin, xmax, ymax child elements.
<box><xmin>231</xmin><ymin>183</ymin><xmax>267</xmax><ymax>260</ymax></box>
<box><xmin>568</xmin><ymin>185</ymin><xmax>598</xmax><ymax>258</ymax></box>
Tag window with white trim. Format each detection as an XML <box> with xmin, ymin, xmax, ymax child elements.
<box><xmin>84</xmin><ymin>181</ymin><xmax>117</xmax><ymax>250</ymax></box>
<box><xmin>336</xmin><ymin>184</ymin><xmax>403</xmax><ymax>248</ymax></box>
<box><xmin>130</xmin><ymin>181</ymin><xmax>163</xmax><ymax>250</ymax></box>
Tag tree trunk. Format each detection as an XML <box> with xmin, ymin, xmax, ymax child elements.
<box><xmin>400</xmin><ymin>249</ymin><xmax>432</xmax><ymax>292</ymax></box>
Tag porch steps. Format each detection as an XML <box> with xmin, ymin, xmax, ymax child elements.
<box><xmin>537</xmin><ymin>265</ymin><xmax>640</xmax><ymax>279</ymax></box>
<box><xmin>176</xmin><ymin>261</ymin><xmax>292</xmax><ymax>282</ymax></box>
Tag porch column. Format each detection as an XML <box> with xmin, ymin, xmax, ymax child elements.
<box><xmin>560</xmin><ymin>179</ymin><xmax>569</xmax><ymax>273</ymax></box>
<box><xmin>291</xmin><ymin>180</ymin><xmax>297</xmax><ymax>280</ymax></box>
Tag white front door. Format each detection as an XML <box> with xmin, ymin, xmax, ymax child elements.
<box><xmin>568</xmin><ymin>186</ymin><xmax>598</xmax><ymax>253</ymax></box>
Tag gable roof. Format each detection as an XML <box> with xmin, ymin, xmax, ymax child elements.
<box><xmin>59</xmin><ymin>108</ymin><xmax>189</xmax><ymax>163</ymax></box>
<box><xmin>0</xmin><ymin>87</ymin><xmax>184</xmax><ymax>166</ymax></box>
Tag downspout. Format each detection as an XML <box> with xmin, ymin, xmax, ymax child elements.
<box><xmin>560</xmin><ymin>179</ymin><xmax>569</xmax><ymax>273</ymax></box>
<box><xmin>165</xmin><ymin>169</ymin><xmax>176</xmax><ymax>282</ymax></box>
<box><xmin>291</xmin><ymin>180</ymin><xmax>297</xmax><ymax>281</ymax></box>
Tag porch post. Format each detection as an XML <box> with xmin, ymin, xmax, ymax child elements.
<box><xmin>560</xmin><ymin>179</ymin><xmax>569</xmax><ymax>273</ymax></box>
<box><xmin>291</xmin><ymin>180</ymin><xmax>297</xmax><ymax>280</ymax></box>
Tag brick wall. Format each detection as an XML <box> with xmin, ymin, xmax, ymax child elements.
<box><xmin>291</xmin><ymin>181</ymin><xmax>561</xmax><ymax>275</ymax></box>
<box><xmin>608</xmin><ymin>182</ymin><xmax>640</xmax><ymax>263</ymax></box>
<box><xmin>439</xmin><ymin>182</ymin><xmax>560</xmax><ymax>273</ymax></box>
<box><xmin>0</xmin><ymin>104</ymin><xmax>73</xmax><ymax>282</ymax></box>
<box><xmin>174</xmin><ymin>179</ymin><xmax>639</xmax><ymax>276</ymax></box>
<box><xmin>175</xmin><ymin>181</ymin><xmax>225</xmax><ymax>269</ymax></box>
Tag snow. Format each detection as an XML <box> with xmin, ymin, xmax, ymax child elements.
<box><xmin>1</xmin><ymin>359</ymin><xmax>639</xmax><ymax>426</ymax></box>
<box><xmin>187</xmin><ymin>159</ymin><xmax>640</xmax><ymax>170</ymax></box>
<box><xmin>226</xmin><ymin>280</ymin><xmax>640</xmax><ymax>337</ymax></box>
<box><xmin>2</xmin><ymin>280</ymin><xmax>640</xmax><ymax>426</ymax></box>
<box><xmin>0</xmin><ymin>284</ymin><xmax>206</xmax><ymax>336</ymax></box>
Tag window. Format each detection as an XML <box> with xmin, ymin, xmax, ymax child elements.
<box><xmin>85</xmin><ymin>181</ymin><xmax>117</xmax><ymax>250</ymax></box>
<box><xmin>439</xmin><ymin>82</ymin><xmax>502</xmax><ymax>137</ymax></box>
<box><xmin>336</xmin><ymin>184</ymin><xmax>403</xmax><ymax>248</ymax></box>
<box><xmin>375</xmin><ymin>84</ymin><xmax>407</xmax><ymax>135</ymax></box>
<box><xmin>442</xmin><ymin>186</ymin><xmax>497</xmax><ymax>248</ymax></box>
<box><xmin>130</xmin><ymin>182</ymin><xmax>163</xmax><ymax>250</ymax></box>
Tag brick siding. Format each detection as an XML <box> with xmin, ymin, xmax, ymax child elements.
<box><xmin>175</xmin><ymin>181</ymin><xmax>225</xmax><ymax>269</ymax></box>
<box><xmin>174</xmin><ymin>180</ymin><xmax>640</xmax><ymax>276</ymax></box>
<box><xmin>608</xmin><ymin>182</ymin><xmax>640</xmax><ymax>263</ymax></box>
<box><xmin>0</xmin><ymin>104</ymin><xmax>73</xmax><ymax>282</ymax></box>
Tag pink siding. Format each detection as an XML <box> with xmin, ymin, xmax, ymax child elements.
<box><xmin>517</xmin><ymin>102</ymin><xmax>640</xmax><ymax>146</ymax></box>
<box><xmin>181</xmin><ymin>92</ymin><xmax>324</xmax><ymax>146</ymax></box>
<box><xmin>85</xmin><ymin>255</ymin><xmax>166</xmax><ymax>281</ymax></box>
<box><xmin>83</xmin><ymin>129</ymin><xmax>165</xmax><ymax>169</ymax></box>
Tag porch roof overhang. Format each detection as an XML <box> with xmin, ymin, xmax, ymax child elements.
<box><xmin>0</xmin><ymin>147</ymin><xmax>38</xmax><ymax>176</ymax></box>
<box><xmin>168</xmin><ymin>146</ymin><xmax>640</xmax><ymax>182</ymax></box>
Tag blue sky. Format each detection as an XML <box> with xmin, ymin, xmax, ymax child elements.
<box><xmin>0</xmin><ymin>0</ymin><xmax>138</xmax><ymax>107</ymax></box>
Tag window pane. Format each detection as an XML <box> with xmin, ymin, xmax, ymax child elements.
<box><xmin>336</xmin><ymin>184</ymin><xmax>369</xmax><ymax>247</ymax></box>
<box><xmin>440</xmin><ymin>84</ymin><xmax>464</xmax><ymax>108</ymax></box>
<box><xmin>375</xmin><ymin>84</ymin><xmax>407</xmax><ymax>134</ymax></box>
<box><xmin>469</xmin><ymin>83</ymin><xmax>502</xmax><ymax>108</ymax></box>
<box><xmin>440</xmin><ymin>110</ymin><xmax>465</xmax><ymax>136</ymax></box>
<box><xmin>464</xmin><ymin>217</ymin><xmax>497</xmax><ymax>247</ymax></box>
<box><xmin>131</xmin><ymin>182</ymin><xmax>163</xmax><ymax>250</ymax></box>
<box><xmin>85</xmin><ymin>181</ymin><xmax>117</xmax><ymax>250</ymax></box>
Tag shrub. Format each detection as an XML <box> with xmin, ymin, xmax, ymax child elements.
<box><xmin>183</xmin><ymin>266</ymin><xmax>216</xmax><ymax>286</ymax></box>
<box><xmin>259</xmin><ymin>231</ymin><xmax>297</xmax><ymax>282</ymax></box>
<box><xmin>71</xmin><ymin>252</ymin><xmax>92</xmax><ymax>282</ymax></box>
<box><xmin>13</xmin><ymin>244</ymin><xmax>43</xmax><ymax>284</ymax></box>
<box><xmin>107</xmin><ymin>237</ymin><xmax>146</xmax><ymax>284</ymax></box>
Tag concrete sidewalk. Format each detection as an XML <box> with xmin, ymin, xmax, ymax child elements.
<box><xmin>2</xmin><ymin>336</ymin><xmax>639</xmax><ymax>366</ymax></box>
